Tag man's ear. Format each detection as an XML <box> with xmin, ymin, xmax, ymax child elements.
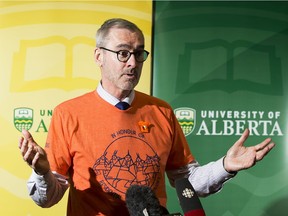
<box><xmin>94</xmin><ymin>47</ymin><xmax>103</xmax><ymax>67</ymax></box>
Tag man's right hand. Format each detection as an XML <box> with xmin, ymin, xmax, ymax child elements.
<box><xmin>19</xmin><ymin>129</ymin><xmax>50</xmax><ymax>175</ymax></box>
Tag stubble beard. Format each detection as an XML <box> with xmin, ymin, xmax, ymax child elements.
<box><xmin>119</xmin><ymin>76</ymin><xmax>139</xmax><ymax>91</ymax></box>
<box><xmin>118</xmin><ymin>69</ymin><xmax>140</xmax><ymax>91</ymax></box>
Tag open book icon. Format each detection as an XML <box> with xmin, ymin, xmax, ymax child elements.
<box><xmin>176</xmin><ymin>39</ymin><xmax>282</xmax><ymax>96</ymax></box>
<box><xmin>10</xmin><ymin>36</ymin><xmax>97</xmax><ymax>92</ymax></box>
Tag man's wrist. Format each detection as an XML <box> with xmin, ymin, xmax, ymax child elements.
<box><xmin>34</xmin><ymin>168</ymin><xmax>50</xmax><ymax>176</ymax></box>
<box><xmin>223</xmin><ymin>156</ymin><xmax>237</xmax><ymax>175</ymax></box>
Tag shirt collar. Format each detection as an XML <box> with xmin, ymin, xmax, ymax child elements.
<box><xmin>96</xmin><ymin>82</ymin><xmax>135</xmax><ymax>106</ymax></box>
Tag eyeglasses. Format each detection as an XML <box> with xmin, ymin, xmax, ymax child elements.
<box><xmin>99</xmin><ymin>47</ymin><xmax>149</xmax><ymax>63</ymax></box>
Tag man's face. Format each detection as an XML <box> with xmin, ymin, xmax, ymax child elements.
<box><xmin>96</xmin><ymin>27</ymin><xmax>145</xmax><ymax>98</ymax></box>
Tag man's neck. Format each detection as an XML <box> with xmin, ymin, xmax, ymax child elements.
<box><xmin>97</xmin><ymin>81</ymin><xmax>135</xmax><ymax>105</ymax></box>
<box><xmin>101</xmin><ymin>81</ymin><xmax>132</xmax><ymax>101</ymax></box>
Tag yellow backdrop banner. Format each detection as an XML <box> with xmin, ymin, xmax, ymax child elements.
<box><xmin>0</xmin><ymin>1</ymin><xmax>152</xmax><ymax>215</ymax></box>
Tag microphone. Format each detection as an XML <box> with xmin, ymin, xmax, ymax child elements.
<box><xmin>175</xmin><ymin>178</ymin><xmax>206</xmax><ymax>216</ymax></box>
<box><xmin>126</xmin><ymin>184</ymin><xmax>165</xmax><ymax>216</ymax></box>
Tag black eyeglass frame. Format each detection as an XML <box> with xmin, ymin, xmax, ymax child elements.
<box><xmin>99</xmin><ymin>47</ymin><xmax>149</xmax><ymax>63</ymax></box>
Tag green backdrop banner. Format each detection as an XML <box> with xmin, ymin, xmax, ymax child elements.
<box><xmin>153</xmin><ymin>2</ymin><xmax>288</xmax><ymax>216</ymax></box>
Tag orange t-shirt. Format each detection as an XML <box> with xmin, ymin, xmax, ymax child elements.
<box><xmin>46</xmin><ymin>90</ymin><xmax>194</xmax><ymax>216</ymax></box>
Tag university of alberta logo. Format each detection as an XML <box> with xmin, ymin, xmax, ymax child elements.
<box><xmin>174</xmin><ymin>108</ymin><xmax>196</xmax><ymax>136</ymax></box>
<box><xmin>14</xmin><ymin>107</ymin><xmax>33</xmax><ymax>132</ymax></box>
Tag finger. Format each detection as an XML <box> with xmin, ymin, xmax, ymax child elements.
<box><xmin>256</xmin><ymin>142</ymin><xmax>275</xmax><ymax>161</ymax></box>
<box><xmin>18</xmin><ymin>136</ymin><xmax>24</xmax><ymax>149</ymax></box>
<box><xmin>22</xmin><ymin>129</ymin><xmax>35</xmax><ymax>145</ymax></box>
<box><xmin>20</xmin><ymin>137</ymin><xmax>29</xmax><ymax>156</ymax></box>
<box><xmin>31</xmin><ymin>152</ymin><xmax>40</xmax><ymax>168</ymax></box>
<box><xmin>234</xmin><ymin>128</ymin><xmax>250</xmax><ymax>147</ymax></box>
<box><xmin>23</xmin><ymin>145</ymin><xmax>34</xmax><ymax>161</ymax></box>
<box><xmin>254</xmin><ymin>138</ymin><xmax>273</xmax><ymax>151</ymax></box>
<box><xmin>23</xmin><ymin>145</ymin><xmax>37</xmax><ymax>165</ymax></box>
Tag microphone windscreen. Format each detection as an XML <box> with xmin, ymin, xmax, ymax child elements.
<box><xmin>126</xmin><ymin>184</ymin><xmax>164</xmax><ymax>216</ymax></box>
<box><xmin>175</xmin><ymin>178</ymin><xmax>206</xmax><ymax>216</ymax></box>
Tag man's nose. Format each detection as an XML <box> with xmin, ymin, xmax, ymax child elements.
<box><xmin>126</xmin><ymin>53</ymin><xmax>137</xmax><ymax>67</ymax></box>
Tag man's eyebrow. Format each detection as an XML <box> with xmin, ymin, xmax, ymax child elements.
<box><xmin>116</xmin><ymin>44</ymin><xmax>145</xmax><ymax>50</ymax></box>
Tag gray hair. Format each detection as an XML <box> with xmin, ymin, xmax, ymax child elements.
<box><xmin>96</xmin><ymin>18</ymin><xmax>144</xmax><ymax>47</ymax></box>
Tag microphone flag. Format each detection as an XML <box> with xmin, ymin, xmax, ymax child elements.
<box><xmin>175</xmin><ymin>178</ymin><xmax>206</xmax><ymax>216</ymax></box>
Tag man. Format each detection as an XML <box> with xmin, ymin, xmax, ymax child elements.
<box><xmin>19</xmin><ymin>18</ymin><xmax>275</xmax><ymax>216</ymax></box>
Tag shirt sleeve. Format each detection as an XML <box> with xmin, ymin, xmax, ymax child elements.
<box><xmin>166</xmin><ymin>157</ymin><xmax>236</xmax><ymax>197</ymax></box>
<box><xmin>27</xmin><ymin>170</ymin><xmax>69</xmax><ymax>207</ymax></box>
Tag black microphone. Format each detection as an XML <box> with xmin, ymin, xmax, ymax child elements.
<box><xmin>175</xmin><ymin>178</ymin><xmax>206</xmax><ymax>216</ymax></box>
<box><xmin>126</xmin><ymin>184</ymin><xmax>165</xmax><ymax>216</ymax></box>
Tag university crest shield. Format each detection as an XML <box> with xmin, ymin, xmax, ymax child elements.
<box><xmin>14</xmin><ymin>107</ymin><xmax>33</xmax><ymax>132</ymax></box>
<box><xmin>174</xmin><ymin>107</ymin><xmax>196</xmax><ymax>136</ymax></box>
